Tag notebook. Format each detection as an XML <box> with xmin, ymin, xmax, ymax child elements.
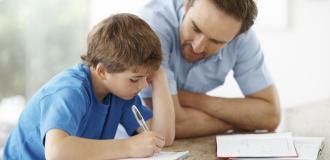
<box><xmin>216</xmin><ymin>132</ymin><xmax>298</xmax><ymax>158</ymax></box>
<box><xmin>121</xmin><ymin>151</ymin><xmax>190</xmax><ymax>160</ymax></box>
<box><xmin>233</xmin><ymin>136</ymin><xmax>325</xmax><ymax>160</ymax></box>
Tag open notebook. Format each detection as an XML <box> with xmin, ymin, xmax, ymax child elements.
<box><xmin>217</xmin><ymin>132</ymin><xmax>298</xmax><ymax>158</ymax></box>
<box><xmin>233</xmin><ymin>137</ymin><xmax>325</xmax><ymax>160</ymax></box>
<box><xmin>121</xmin><ymin>151</ymin><xmax>190</xmax><ymax>160</ymax></box>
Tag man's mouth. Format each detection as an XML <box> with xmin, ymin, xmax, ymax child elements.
<box><xmin>188</xmin><ymin>48</ymin><xmax>205</xmax><ymax>58</ymax></box>
<box><xmin>191</xmin><ymin>51</ymin><xmax>204</xmax><ymax>56</ymax></box>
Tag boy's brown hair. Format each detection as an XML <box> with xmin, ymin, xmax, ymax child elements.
<box><xmin>188</xmin><ymin>0</ymin><xmax>258</xmax><ymax>35</ymax></box>
<box><xmin>81</xmin><ymin>13</ymin><xmax>162</xmax><ymax>73</ymax></box>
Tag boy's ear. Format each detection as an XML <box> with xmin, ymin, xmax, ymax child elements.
<box><xmin>95</xmin><ymin>63</ymin><xmax>107</xmax><ymax>80</ymax></box>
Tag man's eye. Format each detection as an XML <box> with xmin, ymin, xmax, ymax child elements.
<box><xmin>130</xmin><ymin>79</ymin><xmax>139</xmax><ymax>83</ymax></box>
<box><xmin>192</xmin><ymin>26</ymin><xmax>200</xmax><ymax>33</ymax></box>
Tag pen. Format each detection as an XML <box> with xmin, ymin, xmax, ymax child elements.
<box><xmin>131</xmin><ymin>105</ymin><xmax>150</xmax><ymax>132</ymax></box>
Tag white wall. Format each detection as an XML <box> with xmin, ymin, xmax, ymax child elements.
<box><xmin>266</xmin><ymin>0</ymin><xmax>330</xmax><ymax>107</ymax></box>
<box><xmin>91</xmin><ymin>0</ymin><xmax>330</xmax><ymax>108</ymax></box>
<box><xmin>89</xmin><ymin>0</ymin><xmax>147</xmax><ymax>27</ymax></box>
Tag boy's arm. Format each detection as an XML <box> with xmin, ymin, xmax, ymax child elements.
<box><xmin>45</xmin><ymin>129</ymin><xmax>165</xmax><ymax>159</ymax></box>
<box><xmin>145</xmin><ymin>68</ymin><xmax>175</xmax><ymax>146</ymax></box>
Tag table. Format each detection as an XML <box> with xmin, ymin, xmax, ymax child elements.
<box><xmin>164</xmin><ymin>136</ymin><xmax>216</xmax><ymax>160</ymax></box>
<box><xmin>165</xmin><ymin>98</ymin><xmax>330</xmax><ymax>160</ymax></box>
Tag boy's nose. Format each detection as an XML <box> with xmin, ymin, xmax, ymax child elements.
<box><xmin>192</xmin><ymin>34</ymin><xmax>207</xmax><ymax>53</ymax></box>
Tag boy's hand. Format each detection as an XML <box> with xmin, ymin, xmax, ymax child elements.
<box><xmin>126</xmin><ymin>131</ymin><xmax>165</xmax><ymax>158</ymax></box>
<box><xmin>147</xmin><ymin>67</ymin><xmax>166</xmax><ymax>86</ymax></box>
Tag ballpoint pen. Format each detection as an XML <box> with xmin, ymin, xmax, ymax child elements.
<box><xmin>131</xmin><ymin>105</ymin><xmax>150</xmax><ymax>132</ymax></box>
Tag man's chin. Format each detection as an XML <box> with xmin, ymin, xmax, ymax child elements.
<box><xmin>183</xmin><ymin>54</ymin><xmax>202</xmax><ymax>63</ymax></box>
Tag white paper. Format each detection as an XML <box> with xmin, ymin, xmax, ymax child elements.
<box><xmin>233</xmin><ymin>137</ymin><xmax>325</xmax><ymax>160</ymax></box>
<box><xmin>216</xmin><ymin>132</ymin><xmax>297</xmax><ymax>158</ymax></box>
<box><xmin>290</xmin><ymin>137</ymin><xmax>325</xmax><ymax>160</ymax></box>
<box><xmin>121</xmin><ymin>151</ymin><xmax>189</xmax><ymax>160</ymax></box>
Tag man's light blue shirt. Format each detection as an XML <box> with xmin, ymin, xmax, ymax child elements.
<box><xmin>138</xmin><ymin>0</ymin><xmax>273</xmax><ymax>97</ymax></box>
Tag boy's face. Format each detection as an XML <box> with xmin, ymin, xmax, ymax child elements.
<box><xmin>103</xmin><ymin>67</ymin><xmax>150</xmax><ymax>100</ymax></box>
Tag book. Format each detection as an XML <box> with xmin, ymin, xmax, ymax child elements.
<box><xmin>216</xmin><ymin>132</ymin><xmax>298</xmax><ymax>158</ymax></box>
<box><xmin>121</xmin><ymin>151</ymin><xmax>190</xmax><ymax>160</ymax></box>
<box><xmin>233</xmin><ymin>137</ymin><xmax>325</xmax><ymax>160</ymax></box>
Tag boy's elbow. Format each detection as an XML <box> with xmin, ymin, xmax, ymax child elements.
<box><xmin>45</xmin><ymin>145</ymin><xmax>63</xmax><ymax>160</ymax></box>
<box><xmin>165</xmin><ymin>139</ymin><xmax>174</xmax><ymax>146</ymax></box>
<box><xmin>164</xmin><ymin>132</ymin><xmax>175</xmax><ymax>146</ymax></box>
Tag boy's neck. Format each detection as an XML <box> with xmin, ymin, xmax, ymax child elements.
<box><xmin>90</xmin><ymin>67</ymin><xmax>109</xmax><ymax>103</ymax></box>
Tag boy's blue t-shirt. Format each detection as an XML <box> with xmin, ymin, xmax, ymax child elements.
<box><xmin>3</xmin><ymin>64</ymin><xmax>152</xmax><ymax>160</ymax></box>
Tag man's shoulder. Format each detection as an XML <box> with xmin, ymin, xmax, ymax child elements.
<box><xmin>231</xmin><ymin>28</ymin><xmax>258</xmax><ymax>46</ymax></box>
<box><xmin>138</xmin><ymin>0</ymin><xmax>183</xmax><ymax>26</ymax></box>
<box><xmin>222</xmin><ymin>27</ymin><xmax>260</xmax><ymax>56</ymax></box>
<box><xmin>139</xmin><ymin>0</ymin><xmax>183</xmax><ymax>12</ymax></box>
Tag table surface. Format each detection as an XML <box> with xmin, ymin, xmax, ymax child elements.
<box><xmin>164</xmin><ymin>98</ymin><xmax>330</xmax><ymax>160</ymax></box>
<box><xmin>164</xmin><ymin>136</ymin><xmax>216</xmax><ymax>160</ymax></box>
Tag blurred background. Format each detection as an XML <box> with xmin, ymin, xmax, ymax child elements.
<box><xmin>1</xmin><ymin>0</ymin><xmax>330</xmax><ymax>157</ymax></box>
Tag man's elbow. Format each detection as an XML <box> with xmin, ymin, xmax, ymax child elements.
<box><xmin>266</xmin><ymin>106</ymin><xmax>281</xmax><ymax>131</ymax></box>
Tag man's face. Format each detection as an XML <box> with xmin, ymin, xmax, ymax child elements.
<box><xmin>103</xmin><ymin>67</ymin><xmax>150</xmax><ymax>100</ymax></box>
<box><xmin>180</xmin><ymin>0</ymin><xmax>242</xmax><ymax>63</ymax></box>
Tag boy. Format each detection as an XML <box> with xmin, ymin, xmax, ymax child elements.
<box><xmin>3</xmin><ymin>13</ymin><xmax>175</xmax><ymax>159</ymax></box>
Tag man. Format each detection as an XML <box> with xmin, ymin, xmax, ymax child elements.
<box><xmin>138</xmin><ymin>0</ymin><xmax>281</xmax><ymax>138</ymax></box>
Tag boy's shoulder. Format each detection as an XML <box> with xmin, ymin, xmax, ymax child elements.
<box><xmin>38</xmin><ymin>64</ymin><xmax>92</xmax><ymax>99</ymax></box>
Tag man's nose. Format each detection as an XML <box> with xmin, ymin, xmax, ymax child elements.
<box><xmin>192</xmin><ymin>34</ymin><xmax>207</xmax><ymax>53</ymax></box>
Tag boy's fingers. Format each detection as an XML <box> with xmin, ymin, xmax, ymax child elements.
<box><xmin>155</xmin><ymin>137</ymin><xmax>165</xmax><ymax>148</ymax></box>
<box><xmin>154</xmin><ymin>133</ymin><xmax>165</xmax><ymax>141</ymax></box>
<box><xmin>148</xmin><ymin>131</ymin><xmax>165</xmax><ymax>140</ymax></box>
<box><xmin>153</xmin><ymin>146</ymin><xmax>162</xmax><ymax>154</ymax></box>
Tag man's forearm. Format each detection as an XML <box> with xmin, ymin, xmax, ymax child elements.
<box><xmin>179</xmin><ymin>86</ymin><xmax>281</xmax><ymax>131</ymax></box>
<box><xmin>175</xmin><ymin>107</ymin><xmax>233</xmax><ymax>138</ymax></box>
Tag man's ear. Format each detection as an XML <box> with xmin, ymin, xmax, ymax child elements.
<box><xmin>95</xmin><ymin>63</ymin><xmax>107</xmax><ymax>80</ymax></box>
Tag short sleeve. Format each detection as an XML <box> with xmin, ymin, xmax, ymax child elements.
<box><xmin>39</xmin><ymin>88</ymin><xmax>88</xmax><ymax>144</ymax></box>
<box><xmin>120</xmin><ymin>96</ymin><xmax>153</xmax><ymax>135</ymax></box>
<box><xmin>233</xmin><ymin>28</ymin><xmax>273</xmax><ymax>95</ymax></box>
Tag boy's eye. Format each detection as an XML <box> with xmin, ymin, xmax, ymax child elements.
<box><xmin>130</xmin><ymin>79</ymin><xmax>139</xmax><ymax>83</ymax></box>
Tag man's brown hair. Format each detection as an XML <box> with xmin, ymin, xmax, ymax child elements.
<box><xmin>188</xmin><ymin>0</ymin><xmax>258</xmax><ymax>35</ymax></box>
<box><xmin>81</xmin><ymin>13</ymin><xmax>162</xmax><ymax>73</ymax></box>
